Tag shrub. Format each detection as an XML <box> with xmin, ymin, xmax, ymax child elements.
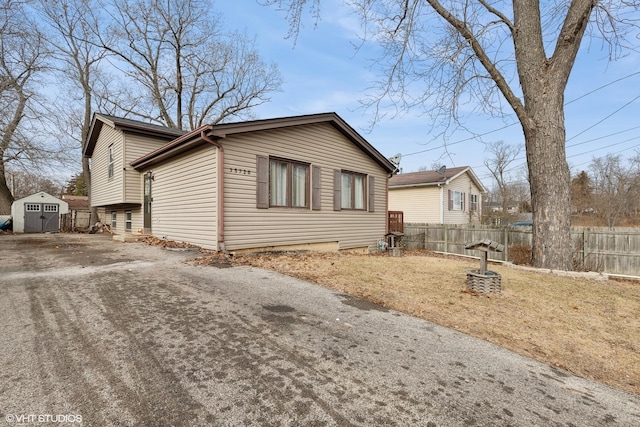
<box><xmin>509</xmin><ymin>244</ymin><xmax>532</xmax><ymax>265</ymax></box>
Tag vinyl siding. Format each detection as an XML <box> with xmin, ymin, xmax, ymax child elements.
<box><xmin>91</xmin><ymin>124</ymin><xmax>124</xmax><ymax>207</ymax></box>
<box><xmin>150</xmin><ymin>145</ymin><xmax>218</xmax><ymax>250</ymax></box>
<box><xmin>129</xmin><ymin>207</ymin><xmax>143</xmax><ymax>232</ymax></box>
<box><xmin>389</xmin><ymin>172</ymin><xmax>484</xmax><ymax>225</ymax></box>
<box><xmin>108</xmin><ymin>207</ymin><xmax>142</xmax><ymax>234</ymax></box>
<box><xmin>444</xmin><ymin>173</ymin><xmax>482</xmax><ymax>224</ymax></box>
<box><xmin>388</xmin><ymin>186</ymin><xmax>441</xmax><ymax>223</ymax></box>
<box><xmin>123</xmin><ymin>134</ymin><xmax>170</xmax><ymax>204</ymax></box>
<box><xmin>221</xmin><ymin>123</ymin><xmax>388</xmax><ymax>251</ymax></box>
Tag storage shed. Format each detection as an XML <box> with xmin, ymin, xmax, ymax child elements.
<box><xmin>11</xmin><ymin>192</ymin><xmax>69</xmax><ymax>233</ymax></box>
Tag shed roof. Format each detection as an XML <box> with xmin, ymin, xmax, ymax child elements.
<box><xmin>12</xmin><ymin>192</ymin><xmax>68</xmax><ymax>206</ymax></box>
<box><xmin>129</xmin><ymin>112</ymin><xmax>396</xmax><ymax>173</ymax></box>
<box><xmin>389</xmin><ymin>166</ymin><xmax>487</xmax><ymax>192</ymax></box>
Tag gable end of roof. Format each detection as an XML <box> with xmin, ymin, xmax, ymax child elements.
<box><xmin>83</xmin><ymin>113</ymin><xmax>186</xmax><ymax>158</ymax></box>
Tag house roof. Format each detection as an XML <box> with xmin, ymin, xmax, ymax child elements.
<box><xmin>129</xmin><ymin>112</ymin><xmax>396</xmax><ymax>173</ymax></box>
<box><xmin>389</xmin><ymin>166</ymin><xmax>487</xmax><ymax>192</ymax></box>
<box><xmin>83</xmin><ymin>114</ymin><xmax>187</xmax><ymax>157</ymax></box>
<box><xmin>61</xmin><ymin>195</ymin><xmax>89</xmax><ymax>210</ymax></box>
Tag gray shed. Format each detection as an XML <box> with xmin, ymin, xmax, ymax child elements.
<box><xmin>11</xmin><ymin>192</ymin><xmax>69</xmax><ymax>233</ymax></box>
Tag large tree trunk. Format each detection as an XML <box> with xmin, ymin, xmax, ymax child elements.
<box><xmin>511</xmin><ymin>0</ymin><xmax>595</xmax><ymax>270</ymax></box>
<box><xmin>523</xmin><ymin>97</ymin><xmax>573</xmax><ymax>270</ymax></box>
<box><xmin>0</xmin><ymin>163</ymin><xmax>14</xmax><ymax>215</ymax></box>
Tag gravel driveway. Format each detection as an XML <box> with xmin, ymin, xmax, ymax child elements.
<box><xmin>0</xmin><ymin>233</ymin><xmax>638</xmax><ymax>426</ymax></box>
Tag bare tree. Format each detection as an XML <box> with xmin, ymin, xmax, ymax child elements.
<box><xmin>629</xmin><ymin>151</ymin><xmax>640</xmax><ymax>219</ymax></box>
<box><xmin>267</xmin><ymin>0</ymin><xmax>640</xmax><ymax>270</ymax></box>
<box><xmin>0</xmin><ymin>0</ymin><xmax>48</xmax><ymax>214</ymax></box>
<box><xmin>5</xmin><ymin>169</ymin><xmax>64</xmax><ymax>200</ymax></box>
<box><xmin>37</xmin><ymin>0</ymin><xmax>115</xmax><ymax>224</ymax></box>
<box><xmin>95</xmin><ymin>0</ymin><xmax>283</xmax><ymax>130</ymax></box>
<box><xmin>590</xmin><ymin>154</ymin><xmax>636</xmax><ymax>228</ymax></box>
<box><xmin>484</xmin><ymin>141</ymin><xmax>520</xmax><ymax>220</ymax></box>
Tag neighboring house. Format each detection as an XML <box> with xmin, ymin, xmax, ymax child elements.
<box><xmin>388</xmin><ymin>167</ymin><xmax>487</xmax><ymax>224</ymax></box>
<box><xmin>11</xmin><ymin>192</ymin><xmax>69</xmax><ymax>233</ymax></box>
<box><xmin>83</xmin><ymin>112</ymin><xmax>396</xmax><ymax>252</ymax></box>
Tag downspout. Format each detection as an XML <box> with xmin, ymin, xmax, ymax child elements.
<box><xmin>438</xmin><ymin>183</ymin><xmax>444</xmax><ymax>224</ymax></box>
<box><xmin>200</xmin><ymin>130</ymin><xmax>226</xmax><ymax>252</ymax></box>
<box><xmin>386</xmin><ymin>174</ymin><xmax>390</xmax><ymax>234</ymax></box>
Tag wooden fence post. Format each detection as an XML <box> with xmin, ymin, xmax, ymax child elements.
<box><xmin>503</xmin><ymin>227</ymin><xmax>509</xmax><ymax>262</ymax></box>
<box><xmin>582</xmin><ymin>227</ymin><xmax>589</xmax><ymax>269</ymax></box>
<box><xmin>444</xmin><ymin>224</ymin><xmax>448</xmax><ymax>253</ymax></box>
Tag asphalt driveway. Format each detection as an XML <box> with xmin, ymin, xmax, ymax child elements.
<box><xmin>0</xmin><ymin>233</ymin><xmax>638</xmax><ymax>426</ymax></box>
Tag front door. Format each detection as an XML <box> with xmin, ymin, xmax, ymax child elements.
<box><xmin>144</xmin><ymin>173</ymin><xmax>152</xmax><ymax>231</ymax></box>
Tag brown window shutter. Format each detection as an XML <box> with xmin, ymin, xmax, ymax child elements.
<box><xmin>463</xmin><ymin>192</ymin><xmax>466</xmax><ymax>211</ymax></box>
<box><xmin>312</xmin><ymin>165</ymin><xmax>321</xmax><ymax>210</ymax></box>
<box><xmin>333</xmin><ymin>169</ymin><xmax>341</xmax><ymax>211</ymax></box>
<box><xmin>448</xmin><ymin>189</ymin><xmax>452</xmax><ymax>211</ymax></box>
<box><xmin>256</xmin><ymin>155</ymin><xmax>269</xmax><ymax>209</ymax></box>
<box><xmin>368</xmin><ymin>175</ymin><xmax>375</xmax><ymax>212</ymax></box>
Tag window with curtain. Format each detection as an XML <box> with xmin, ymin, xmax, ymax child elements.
<box><xmin>269</xmin><ymin>158</ymin><xmax>309</xmax><ymax>208</ymax></box>
<box><xmin>450</xmin><ymin>190</ymin><xmax>464</xmax><ymax>211</ymax></box>
<box><xmin>341</xmin><ymin>171</ymin><xmax>366</xmax><ymax>210</ymax></box>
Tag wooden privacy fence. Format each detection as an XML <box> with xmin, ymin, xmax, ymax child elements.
<box><xmin>402</xmin><ymin>223</ymin><xmax>640</xmax><ymax>278</ymax></box>
<box><xmin>61</xmin><ymin>211</ymin><xmax>91</xmax><ymax>232</ymax></box>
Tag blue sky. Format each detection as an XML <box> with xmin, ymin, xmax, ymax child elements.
<box><xmin>218</xmin><ymin>0</ymin><xmax>640</xmax><ymax>190</ymax></box>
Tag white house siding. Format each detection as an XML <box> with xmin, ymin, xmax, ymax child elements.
<box><xmin>222</xmin><ymin>123</ymin><xmax>388</xmax><ymax>251</ymax></box>
<box><xmin>150</xmin><ymin>145</ymin><xmax>218</xmax><ymax>250</ymax></box>
<box><xmin>123</xmin><ymin>134</ymin><xmax>170</xmax><ymax>204</ymax></box>
<box><xmin>388</xmin><ymin>186</ymin><xmax>441</xmax><ymax>223</ymax></box>
<box><xmin>444</xmin><ymin>173</ymin><xmax>482</xmax><ymax>224</ymax></box>
<box><xmin>91</xmin><ymin>124</ymin><xmax>124</xmax><ymax>207</ymax></box>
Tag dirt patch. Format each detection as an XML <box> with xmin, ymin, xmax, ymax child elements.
<box><xmin>190</xmin><ymin>249</ymin><xmax>640</xmax><ymax>396</ymax></box>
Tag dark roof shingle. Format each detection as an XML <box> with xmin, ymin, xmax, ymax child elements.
<box><xmin>389</xmin><ymin>167</ymin><xmax>469</xmax><ymax>187</ymax></box>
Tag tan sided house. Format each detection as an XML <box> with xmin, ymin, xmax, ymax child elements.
<box><xmin>83</xmin><ymin>112</ymin><xmax>396</xmax><ymax>252</ymax></box>
<box><xmin>388</xmin><ymin>166</ymin><xmax>487</xmax><ymax>224</ymax></box>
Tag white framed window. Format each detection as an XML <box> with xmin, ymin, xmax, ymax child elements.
<box><xmin>125</xmin><ymin>211</ymin><xmax>132</xmax><ymax>231</ymax></box>
<box><xmin>26</xmin><ymin>204</ymin><xmax>41</xmax><ymax>212</ymax></box>
<box><xmin>449</xmin><ymin>190</ymin><xmax>465</xmax><ymax>211</ymax></box>
<box><xmin>44</xmin><ymin>204</ymin><xmax>58</xmax><ymax>212</ymax></box>
<box><xmin>269</xmin><ymin>158</ymin><xmax>309</xmax><ymax>208</ymax></box>
<box><xmin>470</xmin><ymin>194</ymin><xmax>479</xmax><ymax>212</ymax></box>
<box><xmin>108</xmin><ymin>145</ymin><xmax>114</xmax><ymax>178</ymax></box>
<box><xmin>111</xmin><ymin>211</ymin><xmax>117</xmax><ymax>229</ymax></box>
<box><xmin>341</xmin><ymin>171</ymin><xmax>366</xmax><ymax>210</ymax></box>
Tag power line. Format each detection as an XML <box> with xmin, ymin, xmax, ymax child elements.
<box><xmin>402</xmin><ymin>123</ymin><xmax>518</xmax><ymax>157</ymax></box>
<box><xmin>565</xmin><ymin>71</ymin><xmax>640</xmax><ymax>105</ymax></box>
<box><xmin>566</xmin><ymin>94</ymin><xmax>640</xmax><ymax>142</ymax></box>
<box><xmin>401</xmin><ymin>70</ymin><xmax>640</xmax><ymax>159</ymax></box>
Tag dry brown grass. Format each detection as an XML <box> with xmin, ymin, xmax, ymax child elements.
<box><xmin>215</xmin><ymin>250</ymin><xmax>640</xmax><ymax>396</ymax></box>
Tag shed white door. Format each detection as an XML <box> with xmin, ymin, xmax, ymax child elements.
<box><xmin>24</xmin><ymin>203</ymin><xmax>59</xmax><ymax>232</ymax></box>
